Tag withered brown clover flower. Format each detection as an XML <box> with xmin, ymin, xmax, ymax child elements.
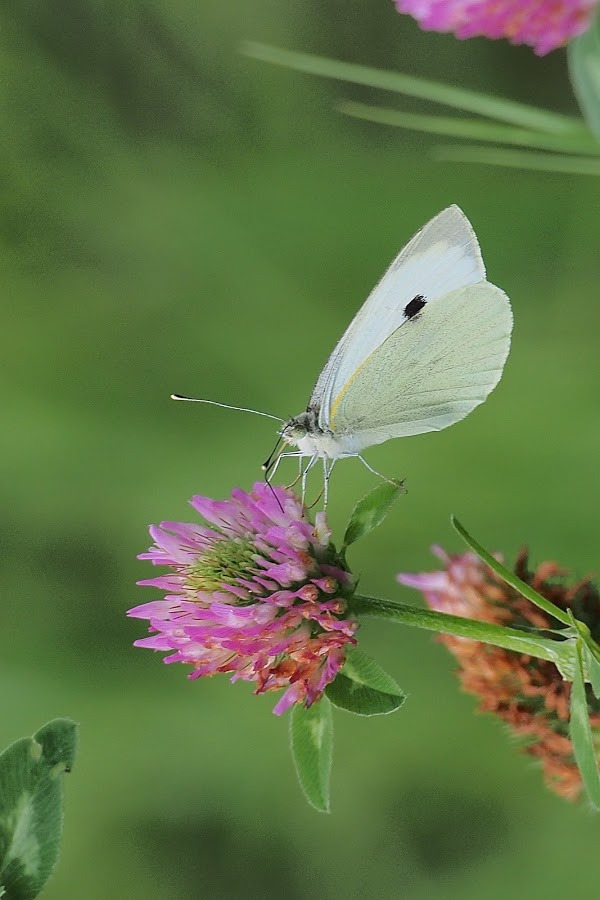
<box><xmin>399</xmin><ymin>547</ymin><xmax>600</xmax><ymax>800</ymax></box>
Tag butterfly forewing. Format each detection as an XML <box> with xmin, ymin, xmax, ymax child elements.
<box><xmin>310</xmin><ymin>205</ymin><xmax>487</xmax><ymax>429</ymax></box>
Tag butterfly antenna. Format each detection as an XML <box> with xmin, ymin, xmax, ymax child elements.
<box><xmin>265</xmin><ymin>475</ymin><xmax>285</xmax><ymax>513</ymax></box>
<box><xmin>171</xmin><ymin>394</ymin><xmax>285</xmax><ymax>423</ymax></box>
<box><xmin>262</xmin><ymin>435</ymin><xmax>284</xmax><ymax>473</ymax></box>
<box><xmin>261</xmin><ymin>437</ymin><xmax>286</xmax><ymax>513</ymax></box>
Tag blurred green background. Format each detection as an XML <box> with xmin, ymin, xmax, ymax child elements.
<box><xmin>2</xmin><ymin>1</ymin><xmax>600</xmax><ymax>897</ymax></box>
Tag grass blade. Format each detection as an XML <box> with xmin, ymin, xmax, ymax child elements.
<box><xmin>339</xmin><ymin>101</ymin><xmax>600</xmax><ymax>155</ymax></box>
<box><xmin>451</xmin><ymin>516</ymin><xmax>572</xmax><ymax>626</ymax></box>
<box><xmin>583</xmin><ymin>645</ymin><xmax>600</xmax><ymax>699</ymax></box>
<box><xmin>242</xmin><ymin>42</ymin><xmax>589</xmax><ymax>135</ymax></box>
<box><xmin>568</xmin><ymin>12</ymin><xmax>600</xmax><ymax>140</ymax></box>
<box><xmin>434</xmin><ymin>144</ymin><xmax>600</xmax><ymax>176</ymax></box>
<box><xmin>570</xmin><ymin>641</ymin><xmax>600</xmax><ymax>809</ymax></box>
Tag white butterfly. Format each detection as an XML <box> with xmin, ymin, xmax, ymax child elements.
<box><xmin>174</xmin><ymin>205</ymin><xmax>512</xmax><ymax>505</ymax></box>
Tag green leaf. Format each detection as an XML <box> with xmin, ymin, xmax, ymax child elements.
<box><xmin>569</xmin><ymin>641</ymin><xmax>600</xmax><ymax>809</ymax></box>
<box><xmin>326</xmin><ymin>647</ymin><xmax>406</xmax><ymax>715</ymax></box>
<box><xmin>0</xmin><ymin>718</ymin><xmax>78</xmax><ymax>899</ymax></box>
<box><xmin>289</xmin><ymin>699</ymin><xmax>333</xmax><ymax>813</ymax></box>
<box><xmin>242</xmin><ymin>42</ymin><xmax>588</xmax><ymax>135</ymax></box>
<box><xmin>339</xmin><ymin>101</ymin><xmax>600</xmax><ymax>155</ymax></box>
<box><xmin>451</xmin><ymin>516</ymin><xmax>572</xmax><ymax>627</ymax></box>
<box><xmin>433</xmin><ymin>144</ymin><xmax>600</xmax><ymax>176</ymax></box>
<box><xmin>31</xmin><ymin>721</ymin><xmax>77</xmax><ymax>775</ymax></box>
<box><xmin>569</xmin><ymin>12</ymin><xmax>600</xmax><ymax>141</ymax></box>
<box><xmin>343</xmin><ymin>480</ymin><xmax>404</xmax><ymax>550</ymax></box>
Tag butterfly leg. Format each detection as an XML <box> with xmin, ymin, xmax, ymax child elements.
<box><xmin>266</xmin><ymin>451</ymin><xmax>303</xmax><ymax>486</ymax></box>
<box><xmin>322</xmin><ymin>457</ymin><xmax>336</xmax><ymax>510</ymax></box>
<box><xmin>301</xmin><ymin>453</ymin><xmax>319</xmax><ymax>505</ymax></box>
<box><xmin>285</xmin><ymin>455</ymin><xmax>305</xmax><ymax>490</ymax></box>
<box><xmin>357</xmin><ymin>454</ymin><xmax>396</xmax><ymax>485</ymax></box>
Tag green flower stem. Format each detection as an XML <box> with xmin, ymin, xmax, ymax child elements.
<box><xmin>352</xmin><ymin>594</ymin><xmax>575</xmax><ymax>673</ymax></box>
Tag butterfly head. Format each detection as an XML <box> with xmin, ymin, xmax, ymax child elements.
<box><xmin>280</xmin><ymin>408</ymin><xmax>322</xmax><ymax>446</ymax></box>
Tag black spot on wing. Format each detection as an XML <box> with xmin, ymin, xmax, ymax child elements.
<box><xmin>404</xmin><ymin>294</ymin><xmax>427</xmax><ymax>319</ymax></box>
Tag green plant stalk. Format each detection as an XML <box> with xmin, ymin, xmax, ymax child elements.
<box><xmin>352</xmin><ymin>594</ymin><xmax>575</xmax><ymax>675</ymax></box>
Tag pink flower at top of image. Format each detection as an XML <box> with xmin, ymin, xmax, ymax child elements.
<box><xmin>399</xmin><ymin>547</ymin><xmax>600</xmax><ymax>801</ymax></box>
<box><xmin>128</xmin><ymin>482</ymin><xmax>357</xmax><ymax>715</ymax></box>
<box><xmin>394</xmin><ymin>0</ymin><xmax>598</xmax><ymax>55</ymax></box>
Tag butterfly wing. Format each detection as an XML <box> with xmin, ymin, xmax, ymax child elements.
<box><xmin>310</xmin><ymin>205</ymin><xmax>487</xmax><ymax>429</ymax></box>
<box><xmin>326</xmin><ymin>282</ymin><xmax>512</xmax><ymax>453</ymax></box>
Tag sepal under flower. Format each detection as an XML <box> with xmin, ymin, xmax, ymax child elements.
<box><xmin>129</xmin><ymin>483</ymin><xmax>357</xmax><ymax>714</ymax></box>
